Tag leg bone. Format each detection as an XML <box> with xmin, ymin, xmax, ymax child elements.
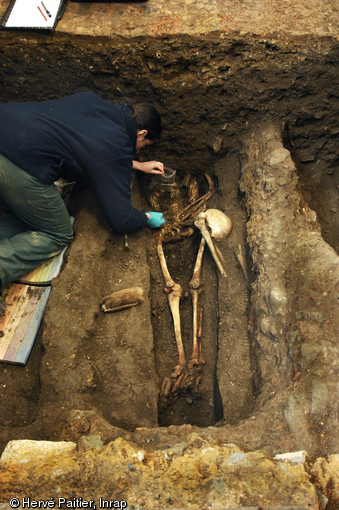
<box><xmin>194</xmin><ymin>217</ymin><xmax>227</xmax><ymax>277</ymax></box>
<box><xmin>189</xmin><ymin>237</ymin><xmax>206</xmax><ymax>362</ymax></box>
<box><xmin>166</xmin><ymin>283</ymin><xmax>186</xmax><ymax>368</ymax></box>
<box><xmin>157</xmin><ymin>240</ymin><xmax>174</xmax><ymax>288</ymax></box>
<box><xmin>157</xmin><ymin>240</ymin><xmax>186</xmax><ymax>369</ymax></box>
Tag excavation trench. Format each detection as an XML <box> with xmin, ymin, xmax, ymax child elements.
<box><xmin>0</xmin><ymin>152</ymin><xmax>253</xmax><ymax>440</ymax></box>
<box><xmin>142</xmin><ymin>166</ymin><xmax>252</xmax><ymax>428</ymax></box>
<box><xmin>0</xmin><ymin>31</ymin><xmax>338</xmax><ymax>461</ymax></box>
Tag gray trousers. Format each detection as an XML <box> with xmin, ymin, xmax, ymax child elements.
<box><xmin>0</xmin><ymin>155</ymin><xmax>73</xmax><ymax>288</ymax></box>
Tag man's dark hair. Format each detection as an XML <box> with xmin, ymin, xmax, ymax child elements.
<box><xmin>129</xmin><ymin>102</ymin><xmax>162</xmax><ymax>141</ymax></box>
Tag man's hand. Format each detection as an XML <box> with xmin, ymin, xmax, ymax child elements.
<box><xmin>133</xmin><ymin>160</ymin><xmax>164</xmax><ymax>175</ymax></box>
<box><xmin>145</xmin><ymin>211</ymin><xmax>166</xmax><ymax>228</ymax></box>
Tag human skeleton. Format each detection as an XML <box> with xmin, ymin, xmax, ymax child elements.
<box><xmin>153</xmin><ymin>174</ymin><xmax>232</xmax><ymax>402</ymax></box>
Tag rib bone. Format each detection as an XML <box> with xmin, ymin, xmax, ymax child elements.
<box><xmin>180</xmin><ymin>173</ymin><xmax>216</xmax><ymax>222</ymax></box>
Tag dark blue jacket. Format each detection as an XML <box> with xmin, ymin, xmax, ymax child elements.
<box><xmin>0</xmin><ymin>91</ymin><xmax>148</xmax><ymax>233</ymax></box>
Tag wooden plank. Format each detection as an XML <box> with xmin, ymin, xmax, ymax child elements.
<box><xmin>0</xmin><ymin>284</ymin><xmax>27</xmax><ymax>357</ymax></box>
<box><xmin>0</xmin><ymin>230</ymin><xmax>73</xmax><ymax>364</ymax></box>
<box><xmin>0</xmin><ymin>285</ymin><xmax>50</xmax><ymax>364</ymax></box>
<box><xmin>13</xmin><ymin>288</ymin><xmax>50</xmax><ymax>364</ymax></box>
<box><xmin>2</xmin><ymin>288</ymin><xmax>41</xmax><ymax>361</ymax></box>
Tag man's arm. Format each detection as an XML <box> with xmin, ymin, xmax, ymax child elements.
<box><xmin>88</xmin><ymin>158</ymin><xmax>165</xmax><ymax>234</ymax></box>
<box><xmin>88</xmin><ymin>156</ymin><xmax>149</xmax><ymax>234</ymax></box>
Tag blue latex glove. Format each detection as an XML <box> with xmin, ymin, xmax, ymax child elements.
<box><xmin>146</xmin><ymin>211</ymin><xmax>166</xmax><ymax>228</ymax></box>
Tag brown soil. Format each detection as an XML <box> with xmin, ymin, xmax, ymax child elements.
<box><xmin>0</xmin><ymin>29</ymin><xmax>338</xmax><ymax>463</ymax></box>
